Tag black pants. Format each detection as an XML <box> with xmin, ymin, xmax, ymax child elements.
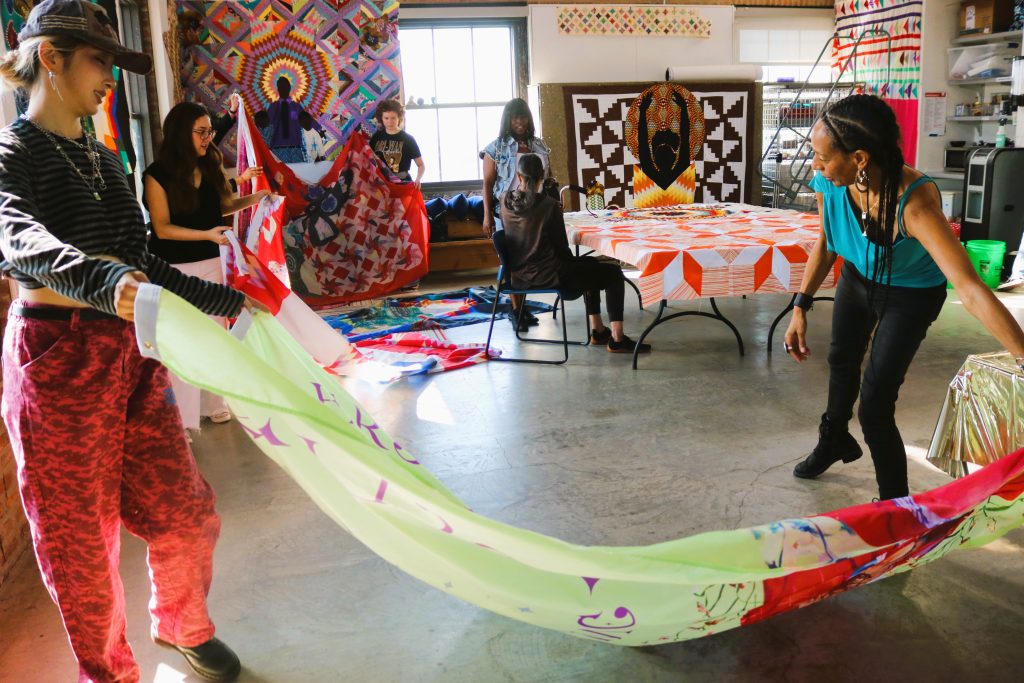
<box><xmin>825</xmin><ymin>262</ymin><xmax>946</xmax><ymax>499</ymax></box>
<box><xmin>558</xmin><ymin>256</ymin><xmax>626</xmax><ymax>321</ymax></box>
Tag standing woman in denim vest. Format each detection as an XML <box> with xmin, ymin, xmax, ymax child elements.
<box><xmin>0</xmin><ymin>1</ymin><xmax>246</xmax><ymax>680</ymax></box>
<box><xmin>481</xmin><ymin>98</ymin><xmax>551</xmax><ymax>327</ymax></box>
<box><xmin>782</xmin><ymin>94</ymin><xmax>1024</xmax><ymax>501</ymax></box>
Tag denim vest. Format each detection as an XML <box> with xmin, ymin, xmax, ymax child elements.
<box><xmin>482</xmin><ymin>136</ymin><xmax>551</xmax><ymax>229</ymax></box>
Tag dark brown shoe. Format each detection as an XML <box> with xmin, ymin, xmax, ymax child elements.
<box><xmin>154</xmin><ymin>636</ymin><xmax>241</xmax><ymax>682</ymax></box>
<box><xmin>590</xmin><ymin>327</ymin><xmax>612</xmax><ymax>345</ymax></box>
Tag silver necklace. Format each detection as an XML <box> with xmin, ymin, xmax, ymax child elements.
<box><xmin>858</xmin><ymin>188</ymin><xmax>880</xmax><ymax>236</ymax></box>
<box><xmin>22</xmin><ymin>116</ymin><xmax>106</xmax><ymax>201</ymax></box>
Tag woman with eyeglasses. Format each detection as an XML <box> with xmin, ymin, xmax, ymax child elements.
<box><xmin>143</xmin><ymin>101</ymin><xmax>270</xmax><ymax>428</ymax></box>
<box><xmin>781</xmin><ymin>94</ymin><xmax>1024</xmax><ymax>501</ymax></box>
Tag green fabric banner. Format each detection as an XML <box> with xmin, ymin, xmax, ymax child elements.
<box><xmin>148</xmin><ymin>290</ymin><xmax>1024</xmax><ymax>645</ymax></box>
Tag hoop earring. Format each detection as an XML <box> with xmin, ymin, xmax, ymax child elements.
<box><xmin>48</xmin><ymin>70</ymin><xmax>64</xmax><ymax>102</ymax></box>
<box><xmin>855</xmin><ymin>168</ymin><xmax>868</xmax><ymax>192</ymax></box>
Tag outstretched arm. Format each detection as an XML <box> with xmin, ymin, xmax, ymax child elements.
<box><xmin>905</xmin><ymin>184</ymin><xmax>1024</xmax><ymax>357</ymax></box>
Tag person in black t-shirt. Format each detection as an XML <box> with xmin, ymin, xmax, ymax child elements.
<box><xmin>369</xmin><ymin>99</ymin><xmax>425</xmax><ymax>186</ymax></box>
<box><xmin>143</xmin><ymin>101</ymin><xmax>270</xmax><ymax>429</ymax></box>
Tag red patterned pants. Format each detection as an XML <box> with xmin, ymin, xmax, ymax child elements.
<box><xmin>2</xmin><ymin>304</ymin><xmax>221</xmax><ymax>683</ymax></box>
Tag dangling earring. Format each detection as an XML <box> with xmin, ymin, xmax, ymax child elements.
<box><xmin>48</xmin><ymin>70</ymin><xmax>64</xmax><ymax>102</ymax></box>
<box><xmin>855</xmin><ymin>167</ymin><xmax>869</xmax><ymax>191</ymax></box>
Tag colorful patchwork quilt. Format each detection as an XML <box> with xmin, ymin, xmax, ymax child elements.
<box><xmin>236</xmin><ymin>103</ymin><xmax>429</xmax><ymax>306</ymax></box>
<box><xmin>320</xmin><ymin>288</ymin><xmax>554</xmax><ymax>341</ymax></box>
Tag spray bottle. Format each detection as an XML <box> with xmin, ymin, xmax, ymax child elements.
<box><xmin>997</xmin><ymin>117</ymin><xmax>1009</xmax><ymax>148</ymax></box>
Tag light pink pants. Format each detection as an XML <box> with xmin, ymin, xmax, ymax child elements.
<box><xmin>169</xmin><ymin>257</ymin><xmax>230</xmax><ymax>428</ymax></box>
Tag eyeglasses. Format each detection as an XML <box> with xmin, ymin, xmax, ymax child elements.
<box><xmin>192</xmin><ymin>128</ymin><xmax>215</xmax><ymax>140</ymax></box>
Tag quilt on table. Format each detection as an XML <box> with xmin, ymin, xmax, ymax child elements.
<box><xmin>564</xmin><ymin>203</ymin><xmax>840</xmax><ymax>306</ymax></box>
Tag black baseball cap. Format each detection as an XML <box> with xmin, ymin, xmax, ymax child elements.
<box><xmin>18</xmin><ymin>0</ymin><xmax>152</xmax><ymax>74</ymax></box>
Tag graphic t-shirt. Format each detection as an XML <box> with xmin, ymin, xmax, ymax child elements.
<box><xmin>369</xmin><ymin>130</ymin><xmax>421</xmax><ymax>179</ymax></box>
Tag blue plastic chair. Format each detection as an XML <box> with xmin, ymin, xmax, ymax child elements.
<box><xmin>484</xmin><ymin>231</ymin><xmax>589</xmax><ymax>365</ymax></box>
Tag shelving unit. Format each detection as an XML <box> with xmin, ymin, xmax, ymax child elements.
<box><xmin>939</xmin><ymin>28</ymin><xmax>1022</xmax><ymax>189</ymax></box>
<box><xmin>948</xmin><ymin>115</ymin><xmax>1004</xmax><ymax>122</ymax></box>
<box><xmin>949</xmin><ymin>76</ymin><xmax>1012</xmax><ymax>85</ymax></box>
<box><xmin>946</xmin><ymin>32</ymin><xmax>1019</xmax><ymax>142</ymax></box>
<box><xmin>954</xmin><ymin>29</ymin><xmax>1023</xmax><ymax>45</ymax></box>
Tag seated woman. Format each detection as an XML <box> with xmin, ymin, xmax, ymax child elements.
<box><xmin>499</xmin><ymin>154</ymin><xmax>651</xmax><ymax>354</ymax></box>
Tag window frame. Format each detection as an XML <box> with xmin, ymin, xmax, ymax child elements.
<box><xmin>117</xmin><ymin>0</ymin><xmax>153</xmax><ymax>200</ymax></box>
<box><xmin>397</xmin><ymin>16</ymin><xmax>528</xmax><ymax>192</ymax></box>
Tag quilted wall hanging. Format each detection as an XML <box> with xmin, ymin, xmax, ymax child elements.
<box><xmin>832</xmin><ymin>0</ymin><xmax>922</xmax><ymax>165</ymax></box>
<box><xmin>562</xmin><ymin>82</ymin><xmax>754</xmax><ymax>209</ymax></box>
<box><xmin>178</xmin><ymin>0</ymin><xmax>402</xmax><ymax>164</ymax></box>
<box><xmin>557</xmin><ymin>5</ymin><xmax>711</xmax><ymax>38</ymax></box>
<box><xmin>625</xmin><ymin>83</ymin><xmax>706</xmax><ymax>208</ymax></box>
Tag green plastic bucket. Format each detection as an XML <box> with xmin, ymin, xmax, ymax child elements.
<box><xmin>965</xmin><ymin>240</ymin><xmax>1007</xmax><ymax>289</ymax></box>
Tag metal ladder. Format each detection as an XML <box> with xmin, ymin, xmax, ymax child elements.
<box><xmin>760</xmin><ymin>29</ymin><xmax>892</xmax><ymax>210</ymax></box>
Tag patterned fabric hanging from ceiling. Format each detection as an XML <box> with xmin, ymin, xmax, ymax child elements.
<box><xmin>179</xmin><ymin>0</ymin><xmax>402</xmax><ymax>163</ymax></box>
<box><xmin>832</xmin><ymin>0</ymin><xmax>922</xmax><ymax>165</ymax></box>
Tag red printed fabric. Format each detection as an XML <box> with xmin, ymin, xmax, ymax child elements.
<box><xmin>1</xmin><ymin>309</ymin><xmax>220</xmax><ymax>683</ymax></box>
<box><xmin>237</xmin><ymin>107</ymin><xmax>429</xmax><ymax>306</ymax></box>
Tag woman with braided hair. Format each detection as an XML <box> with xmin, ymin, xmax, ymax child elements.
<box><xmin>782</xmin><ymin>94</ymin><xmax>1024</xmax><ymax>500</ymax></box>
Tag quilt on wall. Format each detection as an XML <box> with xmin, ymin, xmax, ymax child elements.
<box><xmin>563</xmin><ymin>83</ymin><xmax>753</xmax><ymax>210</ymax></box>
<box><xmin>832</xmin><ymin>0</ymin><xmax>922</xmax><ymax>165</ymax></box>
<box><xmin>180</xmin><ymin>0</ymin><xmax>401</xmax><ymax>163</ymax></box>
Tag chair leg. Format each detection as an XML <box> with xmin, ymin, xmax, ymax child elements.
<box><xmin>560</xmin><ymin>296</ymin><xmax>569</xmax><ymax>362</ymax></box>
<box><xmin>484</xmin><ymin>283</ymin><xmax>503</xmax><ymax>358</ymax></box>
<box><xmin>553</xmin><ymin>296</ymin><xmax>560</xmax><ymax>319</ymax></box>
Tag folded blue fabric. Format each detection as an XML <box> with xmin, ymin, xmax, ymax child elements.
<box><xmin>466</xmin><ymin>195</ymin><xmax>485</xmax><ymax>223</ymax></box>
<box><xmin>425</xmin><ymin>197</ymin><xmax>447</xmax><ymax>220</ymax></box>
<box><xmin>447</xmin><ymin>193</ymin><xmax>469</xmax><ymax>220</ymax></box>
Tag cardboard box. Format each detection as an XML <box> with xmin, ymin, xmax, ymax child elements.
<box><xmin>960</xmin><ymin>0</ymin><xmax>1015</xmax><ymax>35</ymax></box>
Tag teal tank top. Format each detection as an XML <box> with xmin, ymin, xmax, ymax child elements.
<box><xmin>809</xmin><ymin>172</ymin><xmax>946</xmax><ymax>288</ymax></box>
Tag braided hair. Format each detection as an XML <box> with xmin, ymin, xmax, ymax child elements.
<box><xmin>818</xmin><ymin>94</ymin><xmax>905</xmax><ymax>309</ymax></box>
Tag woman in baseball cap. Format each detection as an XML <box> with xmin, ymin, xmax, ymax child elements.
<box><xmin>0</xmin><ymin>1</ymin><xmax>244</xmax><ymax>681</ymax></box>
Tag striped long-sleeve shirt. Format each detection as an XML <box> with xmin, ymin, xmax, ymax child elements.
<box><xmin>0</xmin><ymin>117</ymin><xmax>244</xmax><ymax>317</ymax></box>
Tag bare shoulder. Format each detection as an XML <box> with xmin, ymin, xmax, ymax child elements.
<box><xmin>900</xmin><ymin>166</ymin><xmax>942</xmax><ymax>218</ymax></box>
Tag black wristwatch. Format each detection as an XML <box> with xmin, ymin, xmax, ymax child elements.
<box><xmin>793</xmin><ymin>292</ymin><xmax>814</xmax><ymax>311</ymax></box>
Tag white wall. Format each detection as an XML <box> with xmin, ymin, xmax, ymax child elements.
<box><xmin>917</xmin><ymin>0</ymin><xmax>962</xmax><ymax>175</ymax></box>
<box><xmin>529</xmin><ymin>5</ymin><xmax>735</xmax><ymax>84</ymax></box>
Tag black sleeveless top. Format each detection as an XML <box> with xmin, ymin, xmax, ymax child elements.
<box><xmin>143</xmin><ymin>161</ymin><xmax>224</xmax><ymax>264</ymax></box>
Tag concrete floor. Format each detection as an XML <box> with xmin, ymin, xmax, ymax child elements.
<box><xmin>1</xmin><ymin>275</ymin><xmax>1023</xmax><ymax>682</ymax></box>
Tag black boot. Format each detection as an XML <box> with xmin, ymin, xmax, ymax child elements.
<box><xmin>793</xmin><ymin>413</ymin><xmax>863</xmax><ymax>479</ymax></box>
<box><xmin>154</xmin><ymin>636</ymin><xmax>241</xmax><ymax>681</ymax></box>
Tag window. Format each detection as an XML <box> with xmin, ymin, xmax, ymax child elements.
<box><xmin>398</xmin><ymin>19</ymin><xmax>526</xmax><ymax>187</ymax></box>
<box><xmin>734</xmin><ymin>10</ymin><xmax>837</xmax><ymax>85</ymax></box>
